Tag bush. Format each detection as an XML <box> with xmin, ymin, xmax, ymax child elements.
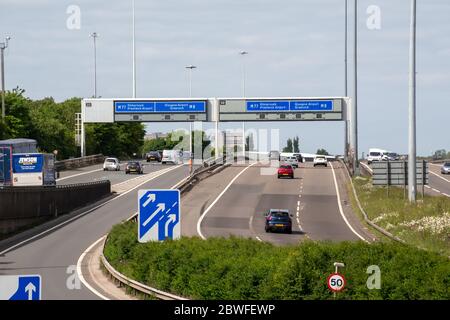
<box><xmin>104</xmin><ymin>222</ymin><xmax>450</xmax><ymax>300</ymax></box>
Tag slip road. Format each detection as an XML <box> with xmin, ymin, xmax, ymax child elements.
<box><xmin>174</xmin><ymin>304</ymin><xmax>276</xmax><ymax>317</ymax></box>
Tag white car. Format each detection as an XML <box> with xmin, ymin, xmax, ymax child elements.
<box><xmin>103</xmin><ymin>157</ymin><xmax>120</xmax><ymax>171</ymax></box>
<box><xmin>161</xmin><ymin>150</ymin><xmax>183</xmax><ymax>164</ymax></box>
<box><xmin>313</xmin><ymin>155</ymin><xmax>327</xmax><ymax>167</ymax></box>
<box><xmin>285</xmin><ymin>156</ymin><xmax>299</xmax><ymax>168</ymax></box>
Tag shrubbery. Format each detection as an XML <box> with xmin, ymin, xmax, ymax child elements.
<box><xmin>104</xmin><ymin>222</ymin><xmax>450</xmax><ymax>300</ymax></box>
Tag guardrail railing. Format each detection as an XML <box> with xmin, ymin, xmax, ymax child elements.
<box><xmin>55</xmin><ymin>154</ymin><xmax>104</xmax><ymax>171</ymax></box>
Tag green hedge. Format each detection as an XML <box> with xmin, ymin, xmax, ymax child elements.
<box><xmin>104</xmin><ymin>222</ymin><xmax>450</xmax><ymax>300</ymax></box>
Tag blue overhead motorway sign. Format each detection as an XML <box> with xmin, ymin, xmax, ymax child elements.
<box><xmin>138</xmin><ymin>189</ymin><xmax>181</xmax><ymax>242</ymax></box>
<box><xmin>246</xmin><ymin>100</ymin><xmax>333</xmax><ymax>112</ymax></box>
<box><xmin>115</xmin><ymin>101</ymin><xmax>206</xmax><ymax>113</ymax></box>
<box><xmin>0</xmin><ymin>275</ymin><xmax>41</xmax><ymax>300</ymax></box>
<box><xmin>246</xmin><ymin>101</ymin><xmax>290</xmax><ymax>112</ymax></box>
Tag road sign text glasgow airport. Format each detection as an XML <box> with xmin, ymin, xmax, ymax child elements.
<box><xmin>115</xmin><ymin>101</ymin><xmax>206</xmax><ymax>113</ymax></box>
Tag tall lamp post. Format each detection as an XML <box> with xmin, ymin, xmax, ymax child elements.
<box><xmin>344</xmin><ymin>0</ymin><xmax>349</xmax><ymax>162</ymax></box>
<box><xmin>90</xmin><ymin>32</ymin><xmax>99</xmax><ymax>98</ymax></box>
<box><xmin>239</xmin><ymin>51</ymin><xmax>248</xmax><ymax>159</ymax></box>
<box><xmin>185</xmin><ymin>65</ymin><xmax>197</xmax><ymax>155</ymax></box>
<box><xmin>132</xmin><ymin>0</ymin><xmax>136</xmax><ymax>98</ymax></box>
<box><xmin>1</xmin><ymin>36</ymin><xmax>11</xmax><ymax>120</ymax></box>
<box><xmin>408</xmin><ymin>0</ymin><xmax>417</xmax><ymax>202</ymax></box>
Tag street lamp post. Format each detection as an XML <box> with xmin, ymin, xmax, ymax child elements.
<box><xmin>185</xmin><ymin>65</ymin><xmax>197</xmax><ymax>155</ymax></box>
<box><xmin>1</xmin><ymin>36</ymin><xmax>11</xmax><ymax>120</ymax></box>
<box><xmin>408</xmin><ymin>0</ymin><xmax>417</xmax><ymax>202</ymax></box>
<box><xmin>90</xmin><ymin>32</ymin><xmax>98</xmax><ymax>98</ymax></box>
<box><xmin>344</xmin><ymin>0</ymin><xmax>349</xmax><ymax>162</ymax></box>
<box><xmin>352</xmin><ymin>0</ymin><xmax>359</xmax><ymax>175</ymax></box>
<box><xmin>132</xmin><ymin>0</ymin><xmax>136</xmax><ymax>98</ymax></box>
<box><xmin>239</xmin><ymin>51</ymin><xmax>248</xmax><ymax>160</ymax></box>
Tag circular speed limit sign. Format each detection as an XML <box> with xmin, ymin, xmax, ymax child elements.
<box><xmin>327</xmin><ymin>273</ymin><xmax>346</xmax><ymax>292</ymax></box>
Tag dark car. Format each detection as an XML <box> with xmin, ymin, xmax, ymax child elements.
<box><xmin>146</xmin><ymin>151</ymin><xmax>161</xmax><ymax>162</ymax></box>
<box><xmin>125</xmin><ymin>161</ymin><xmax>144</xmax><ymax>174</ymax></box>
<box><xmin>277</xmin><ymin>164</ymin><xmax>294</xmax><ymax>179</ymax></box>
<box><xmin>265</xmin><ymin>209</ymin><xmax>293</xmax><ymax>234</ymax></box>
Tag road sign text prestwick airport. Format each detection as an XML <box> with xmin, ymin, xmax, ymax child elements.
<box><xmin>115</xmin><ymin>101</ymin><xmax>206</xmax><ymax>113</ymax></box>
<box><xmin>246</xmin><ymin>100</ymin><xmax>333</xmax><ymax>112</ymax></box>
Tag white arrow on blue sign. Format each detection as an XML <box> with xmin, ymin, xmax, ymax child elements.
<box><xmin>138</xmin><ymin>189</ymin><xmax>181</xmax><ymax>242</ymax></box>
<box><xmin>0</xmin><ymin>275</ymin><xmax>41</xmax><ymax>300</ymax></box>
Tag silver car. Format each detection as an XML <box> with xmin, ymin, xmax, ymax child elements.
<box><xmin>441</xmin><ymin>162</ymin><xmax>450</xmax><ymax>175</ymax></box>
<box><xmin>103</xmin><ymin>157</ymin><xmax>120</xmax><ymax>171</ymax></box>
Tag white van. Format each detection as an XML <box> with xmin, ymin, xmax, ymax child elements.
<box><xmin>367</xmin><ymin>148</ymin><xmax>388</xmax><ymax>164</ymax></box>
<box><xmin>161</xmin><ymin>149</ymin><xmax>183</xmax><ymax>164</ymax></box>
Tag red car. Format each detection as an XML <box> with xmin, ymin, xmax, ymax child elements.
<box><xmin>277</xmin><ymin>164</ymin><xmax>294</xmax><ymax>179</ymax></box>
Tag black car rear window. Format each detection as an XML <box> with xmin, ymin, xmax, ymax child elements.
<box><xmin>128</xmin><ymin>162</ymin><xmax>139</xmax><ymax>165</ymax></box>
<box><xmin>280</xmin><ymin>165</ymin><xmax>291</xmax><ymax>169</ymax></box>
<box><xmin>271</xmin><ymin>211</ymin><xmax>289</xmax><ymax>218</ymax></box>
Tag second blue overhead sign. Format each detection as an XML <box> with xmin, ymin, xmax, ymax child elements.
<box><xmin>246</xmin><ymin>100</ymin><xmax>333</xmax><ymax>112</ymax></box>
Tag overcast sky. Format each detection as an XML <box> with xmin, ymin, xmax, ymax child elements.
<box><xmin>1</xmin><ymin>0</ymin><xmax>449</xmax><ymax>156</ymax></box>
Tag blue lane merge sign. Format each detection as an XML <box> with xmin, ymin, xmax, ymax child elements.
<box><xmin>290</xmin><ymin>100</ymin><xmax>333</xmax><ymax>111</ymax></box>
<box><xmin>246</xmin><ymin>100</ymin><xmax>334</xmax><ymax>112</ymax></box>
<box><xmin>155</xmin><ymin>101</ymin><xmax>206</xmax><ymax>113</ymax></box>
<box><xmin>115</xmin><ymin>101</ymin><xmax>206</xmax><ymax>113</ymax></box>
<box><xmin>247</xmin><ymin>101</ymin><xmax>290</xmax><ymax>112</ymax></box>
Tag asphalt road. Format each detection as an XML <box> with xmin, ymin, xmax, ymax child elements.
<box><xmin>183</xmin><ymin>162</ymin><xmax>372</xmax><ymax>245</ymax></box>
<box><xmin>0</xmin><ymin>164</ymin><xmax>191</xmax><ymax>300</ymax></box>
<box><xmin>56</xmin><ymin>160</ymin><xmax>171</xmax><ymax>185</ymax></box>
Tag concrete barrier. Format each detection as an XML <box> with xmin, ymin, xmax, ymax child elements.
<box><xmin>0</xmin><ymin>181</ymin><xmax>111</xmax><ymax>236</ymax></box>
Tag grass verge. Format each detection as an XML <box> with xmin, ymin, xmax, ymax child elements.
<box><xmin>104</xmin><ymin>221</ymin><xmax>450</xmax><ymax>300</ymax></box>
<box><xmin>351</xmin><ymin>176</ymin><xmax>450</xmax><ymax>256</ymax></box>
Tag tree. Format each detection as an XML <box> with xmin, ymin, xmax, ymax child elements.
<box><xmin>316</xmin><ymin>148</ymin><xmax>329</xmax><ymax>156</ymax></box>
<box><xmin>293</xmin><ymin>136</ymin><xmax>300</xmax><ymax>153</ymax></box>
<box><xmin>283</xmin><ymin>138</ymin><xmax>293</xmax><ymax>153</ymax></box>
<box><xmin>432</xmin><ymin>149</ymin><xmax>447</xmax><ymax>160</ymax></box>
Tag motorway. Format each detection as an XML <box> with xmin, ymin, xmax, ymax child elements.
<box><xmin>0</xmin><ymin>159</ymin><xmax>376</xmax><ymax>300</ymax></box>
<box><xmin>360</xmin><ymin>161</ymin><xmax>450</xmax><ymax>198</ymax></box>
<box><xmin>56</xmin><ymin>160</ymin><xmax>171</xmax><ymax>185</ymax></box>
<box><xmin>183</xmin><ymin>162</ymin><xmax>374</xmax><ymax>245</ymax></box>
<box><xmin>0</xmin><ymin>162</ymin><xmax>192</xmax><ymax>300</ymax></box>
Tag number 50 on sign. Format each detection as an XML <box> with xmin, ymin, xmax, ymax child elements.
<box><xmin>327</xmin><ymin>273</ymin><xmax>346</xmax><ymax>292</ymax></box>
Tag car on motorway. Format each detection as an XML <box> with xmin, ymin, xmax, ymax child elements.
<box><xmin>146</xmin><ymin>151</ymin><xmax>162</xmax><ymax>162</ymax></box>
<box><xmin>313</xmin><ymin>155</ymin><xmax>328</xmax><ymax>167</ymax></box>
<box><xmin>125</xmin><ymin>161</ymin><xmax>144</xmax><ymax>174</ymax></box>
<box><xmin>367</xmin><ymin>148</ymin><xmax>387</xmax><ymax>164</ymax></box>
<box><xmin>103</xmin><ymin>157</ymin><xmax>120</xmax><ymax>171</ymax></box>
<box><xmin>265</xmin><ymin>209</ymin><xmax>293</xmax><ymax>234</ymax></box>
<box><xmin>277</xmin><ymin>164</ymin><xmax>294</xmax><ymax>179</ymax></box>
<box><xmin>284</xmin><ymin>156</ymin><xmax>299</xmax><ymax>168</ymax></box>
<box><xmin>441</xmin><ymin>162</ymin><xmax>450</xmax><ymax>174</ymax></box>
<box><xmin>382</xmin><ymin>152</ymin><xmax>400</xmax><ymax>161</ymax></box>
<box><xmin>162</xmin><ymin>149</ymin><xmax>183</xmax><ymax>164</ymax></box>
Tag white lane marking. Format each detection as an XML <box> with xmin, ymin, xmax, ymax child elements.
<box><xmin>0</xmin><ymin>165</ymin><xmax>182</xmax><ymax>256</ymax></box>
<box><xmin>330</xmin><ymin>162</ymin><xmax>369</xmax><ymax>243</ymax></box>
<box><xmin>197</xmin><ymin>163</ymin><xmax>257</xmax><ymax>240</ymax></box>
<box><xmin>432</xmin><ymin>188</ymin><xmax>441</xmax><ymax>193</ymax></box>
<box><xmin>429</xmin><ymin>170</ymin><xmax>450</xmax><ymax>184</ymax></box>
<box><xmin>425</xmin><ymin>185</ymin><xmax>431</xmax><ymax>189</ymax></box>
<box><xmin>442</xmin><ymin>193</ymin><xmax>450</xmax><ymax>197</ymax></box>
<box><xmin>78</xmin><ymin>176</ymin><xmax>187</xmax><ymax>300</ymax></box>
<box><xmin>297</xmin><ymin>206</ymin><xmax>300</xmax><ymax>211</ymax></box>
<box><xmin>57</xmin><ymin>167</ymin><xmax>103</xmax><ymax>181</ymax></box>
<box><xmin>298</xmin><ymin>194</ymin><xmax>302</xmax><ymax>198</ymax></box>
<box><xmin>255</xmin><ymin>236</ymin><xmax>262</xmax><ymax>242</ymax></box>
<box><xmin>76</xmin><ymin>236</ymin><xmax>110</xmax><ymax>300</ymax></box>
<box><xmin>297</xmin><ymin>201</ymin><xmax>300</xmax><ymax>206</ymax></box>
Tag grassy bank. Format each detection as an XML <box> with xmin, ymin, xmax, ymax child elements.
<box><xmin>104</xmin><ymin>222</ymin><xmax>450</xmax><ymax>300</ymax></box>
<box><xmin>351</xmin><ymin>177</ymin><xmax>450</xmax><ymax>256</ymax></box>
